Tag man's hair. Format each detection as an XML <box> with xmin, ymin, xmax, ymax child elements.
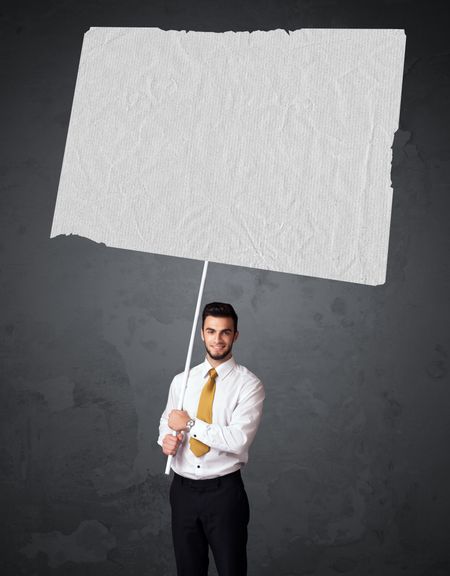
<box><xmin>201</xmin><ymin>302</ymin><xmax>238</xmax><ymax>332</ymax></box>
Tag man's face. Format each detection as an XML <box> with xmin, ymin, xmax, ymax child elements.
<box><xmin>201</xmin><ymin>315</ymin><xmax>239</xmax><ymax>363</ymax></box>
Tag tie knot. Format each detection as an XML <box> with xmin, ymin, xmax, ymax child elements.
<box><xmin>209</xmin><ymin>368</ymin><xmax>218</xmax><ymax>380</ymax></box>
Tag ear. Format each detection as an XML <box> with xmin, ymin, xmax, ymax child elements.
<box><xmin>234</xmin><ymin>330</ymin><xmax>239</xmax><ymax>342</ymax></box>
<box><xmin>200</xmin><ymin>328</ymin><xmax>205</xmax><ymax>342</ymax></box>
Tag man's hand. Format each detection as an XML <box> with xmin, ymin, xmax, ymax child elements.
<box><xmin>169</xmin><ymin>409</ymin><xmax>191</xmax><ymax>432</ymax></box>
<box><xmin>162</xmin><ymin>432</ymin><xmax>184</xmax><ymax>456</ymax></box>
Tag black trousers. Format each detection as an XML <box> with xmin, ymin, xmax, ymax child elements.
<box><xmin>170</xmin><ymin>470</ymin><xmax>250</xmax><ymax>576</ymax></box>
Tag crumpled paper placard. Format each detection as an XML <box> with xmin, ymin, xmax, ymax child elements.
<box><xmin>51</xmin><ymin>28</ymin><xmax>406</xmax><ymax>285</ymax></box>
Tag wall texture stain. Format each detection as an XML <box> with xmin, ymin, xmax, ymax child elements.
<box><xmin>20</xmin><ymin>520</ymin><xmax>117</xmax><ymax>567</ymax></box>
<box><xmin>1</xmin><ymin>1</ymin><xmax>450</xmax><ymax>576</ymax></box>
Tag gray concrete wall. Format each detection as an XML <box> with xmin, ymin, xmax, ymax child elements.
<box><xmin>1</xmin><ymin>1</ymin><xmax>449</xmax><ymax>575</ymax></box>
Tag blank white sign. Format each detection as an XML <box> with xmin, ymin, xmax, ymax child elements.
<box><xmin>51</xmin><ymin>28</ymin><xmax>406</xmax><ymax>285</ymax></box>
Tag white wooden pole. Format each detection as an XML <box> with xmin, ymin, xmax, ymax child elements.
<box><xmin>165</xmin><ymin>260</ymin><xmax>209</xmax><ymax>475</ymax></box>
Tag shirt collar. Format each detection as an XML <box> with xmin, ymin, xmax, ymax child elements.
<box><xmin>203</xmin><ymin>355</ymin><xmax>236</xmax><ymax>380</ymax></box>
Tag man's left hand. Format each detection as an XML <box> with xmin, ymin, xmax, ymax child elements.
<box><xmin>168</xmin><ymin>410</ymin><xmax>191</xmax><ymax>432</ymax></box>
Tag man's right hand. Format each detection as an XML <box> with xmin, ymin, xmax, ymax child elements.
<box><xmin>162</xmin><ymin>432</ymin><xmax>184</xmax><ymax>456</ymax></box>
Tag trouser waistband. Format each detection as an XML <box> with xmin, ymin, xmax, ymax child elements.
<box><xmin>173</xmin><ymin>469</ymin><xmax>241</xmax><ymax>489</ymax></box>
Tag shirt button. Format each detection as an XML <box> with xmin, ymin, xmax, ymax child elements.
<box><xmin>197</xmin><ymin>465</ymin><xmax>200</xmax><ymax>468</ymax></box>
<box><xmin>193</xmin><ymin>434</ymin><xmax>197</xmax><ymax>438</ymax></box>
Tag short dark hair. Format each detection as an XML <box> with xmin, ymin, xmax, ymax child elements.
<box><xmin>202</xmin><ymin>302</ymin><xmax>238</xmax><ymax>332</ymax></box>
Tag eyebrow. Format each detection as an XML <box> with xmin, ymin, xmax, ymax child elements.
<box><xmin>205</xmin><ymin>328</ymin><xmax>232</xmax><ymax>333</ymax></box>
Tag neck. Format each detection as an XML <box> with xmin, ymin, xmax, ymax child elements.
<box><xmin>206</xmin><ymin>352</ymin><xmax>232</xmax><ymax>368</ymax></box>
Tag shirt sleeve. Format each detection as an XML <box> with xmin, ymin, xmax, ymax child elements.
<box><xmin>189</xmin><ymin>377</ymin><xmax>265</xmax><ymax>455</ymax></box>
<box><xmin>157</xmin><ymin>375</ymin><xmax>179</xmax><ymax>446</ymax></box>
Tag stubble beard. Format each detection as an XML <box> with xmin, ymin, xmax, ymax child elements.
<box><xmin>205</xmin><ymin>342</ymin><xmax>233</xmax><ymax>361</ymax></box>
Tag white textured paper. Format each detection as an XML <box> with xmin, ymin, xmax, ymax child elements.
<box><xmin>51</xmin><ymin>28</ymin><xmax>406</xmax><ymax>285</ymax></box>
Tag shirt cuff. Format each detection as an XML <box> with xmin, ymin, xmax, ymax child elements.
<box><xmin>189</xmin><ymin>418</ymin><xmax>210</xmax><ymax>443</ymax></box>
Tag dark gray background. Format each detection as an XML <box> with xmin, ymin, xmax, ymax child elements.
<box><xmin>1</xmin><ymin>1</ymin><xmax>449</xmax><ymax>575</ymax></box>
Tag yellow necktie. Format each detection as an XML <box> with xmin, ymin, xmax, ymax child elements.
<box><xmin>189</xmin><ymin>368</ymin><xmax>218</xmax><ymax>457</ymax></box>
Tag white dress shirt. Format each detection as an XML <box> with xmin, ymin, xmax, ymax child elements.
<box><xmin>158</xmin><ymin>355</ymin><xmax>265</xmax><ymax>480</ymax></box>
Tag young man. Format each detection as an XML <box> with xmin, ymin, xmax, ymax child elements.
<box><xmin>158</xmin><ymin>302</ymin><xmax>265</xmax><ymax>576</ymax></box>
